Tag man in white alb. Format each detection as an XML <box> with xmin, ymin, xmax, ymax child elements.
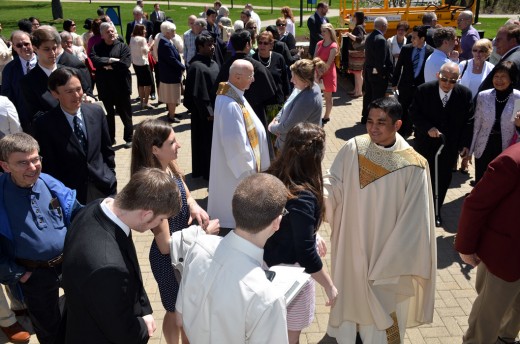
<box><xmin>324</xmin><ymin>97</ymin><xmax>436</xmax><ymax>344</ymax></box>
<box><xmin>207</xmin><ymin>59</ymin><xmax>270</xmax><ymax>233</ymax></box>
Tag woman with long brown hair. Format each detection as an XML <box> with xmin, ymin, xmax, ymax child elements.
<box><xmin>264</xmin><ymin>122</ymin><xmax>338</xmax><ymax>344</ymax></box>
<box><xmin>131</xmin><ymin>119</ymin><xmax>219</xmax><ymax>344</ymax></box>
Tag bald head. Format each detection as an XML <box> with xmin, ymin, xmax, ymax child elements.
<box><xmin>440</xmin><ymin>61</ymin><xmax>460</xmax><ymax>76</ymax></box>
<box><xmin>374</xmin><ymin>17</ymin><xmax>388</xmax><ymax>33</ymax></box>
<box><xmin>229</xmin><ymin>59</ymin><xmax>255</xmax><ymax>91</ymax></box>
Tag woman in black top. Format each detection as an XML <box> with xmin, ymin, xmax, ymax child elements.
<box><xmin>264</xmin><ymin>123</ymin><xmax>338</xmax><ymax>344</ymax></box>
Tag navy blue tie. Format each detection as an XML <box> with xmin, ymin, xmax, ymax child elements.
<box><xmin>73</xmin><ymin>116</ymin><xmax>88</xmax><ymax>153</ymax></box>
<box><xmin>413</xmin><ymin>48</ymin><xmax>421</xmax><ymax>78</ymax></box>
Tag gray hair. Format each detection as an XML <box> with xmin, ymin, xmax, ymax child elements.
<box><xmin>59</xmin><ymin>31</ymin><xmax>72</xmax><ymax>41</ymax></box>
<box><xmin>422</xmin><ymin>12</ymin><xmax>437</xmax><ymax>25</ymax></box>
<box><xmin>233</xmin><ymin>20</ymin><xmax>244</xmax><ymax>31</ymax></box>
<box><xmin>133</xmin><ymin>6</ymin><xmax>144</xmax><ymax>15</ymax></box>
<box><xmin>100</xmin><ymin>22</ymin><xmax>114</xmax><ymax>35</ymax></box>
<box><xmin>160</xmin><ymin>21</ymin><xmax>176</xmax><ymax>34</ymax></box>
<box><xmin>10</xmin><ymin>30</ymin><xmax>30</xmax><ymax>42</ymax></box>
<box><xmin>218</xmin><ymin>6</ymin><xmax>229</xmax><ymax>17</ymax></box>
<box><xmin>374</xmin><ymin>17</ymin><xmax>388</xmax><ymax>30</ymax></box>
<box><xmin>0</xmin><ymin>133</ymin><xmax>39</xmax><ymax>161</ymax></box>
<box><xmin>194</xmin><ymin>18</ymin><xmax>207</xmax><ymax>27</ymax></box>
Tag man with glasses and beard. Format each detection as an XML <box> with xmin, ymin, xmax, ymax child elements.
<box><xmin>410</xmin><ymin>62</ymin><xmax>474</xmax><ymax>226</ymax></box>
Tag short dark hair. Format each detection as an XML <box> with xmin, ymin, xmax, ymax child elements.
<box><xmin>230</xmin><ymin>30</ymin><xmax>251</xmax><ymax>51</ymax></box>
<box><xmin>17</xmin><ymin>19</ymin><xmax>32</xmax><ymax>33</ymax></box>
<box><xmin>240</xmin><ymin>10</ymin><xmax>251</xmax><ymax>18</ymax></box>
<box><xmin>265</xmin><ymin>25</ymin><xmax>280</xmax><ymax>40</ymax></box>
<box><xmin>396</xmin><ymin>21</ymin><xmax>410</xmax><ymax>31</ymax></box>
<box><xmin>413</xmin><ymin>25</ymin><xmax>428</xmax><ymax>39</ymax></box>
<box><xmin>368</xmin><ymin>97</ymin><xmax>402</xmax><ymax>123</ymax></box>
<box><xmin>493</xmin><ymin>60</ymin><xmax>519</xmax><ymax>87</ymax></box>
<box><xmin>48</xmin><ymin>67</ymin><xmax>81</xmax><ymax>92</ymax></box>
<box><xmin>115</xmin><ymin>168</ymin><xmax>181</xmax><ymax>218</ymax></box>
<box><xmin>195</xmin><ymin>33</ymin><xmax>214</xmax><ymax>51</ymax></box>
<box><xmin>422</xmin><ymin>12</ymin><xmax>436</xmax><ymax>25</ymax></box>
<box><xmin>232</xmin><ymin>173</ymin><xmax>287</xmax><ymax>233</ymax></box>
<box><xmin>206</xmin><ymin>8</ymin><xmax>217</xmax><ymax>16</ymax></box>
<box><xmin>317</xmin><ymin>2</ymin><xmax>328</xmax><ymax>9</ymax></box>
<box><xmin>432</xmin><ymin>27</ymin><xmax>456</xmax><ymax>48</ymax></box>
<box><xmin>501</xmin><ymin>23</ymin><xmax>520</xmax><ymax>45</ymax></box>
<box><xmin>31</xmin><ymin>27</ymin><xmax>60</xmax><ymax>48</ymax></box>
<box><xmin>97</xmin><ymin>8</ymin><xmax>105</xmax><ymax>16</ymax></box>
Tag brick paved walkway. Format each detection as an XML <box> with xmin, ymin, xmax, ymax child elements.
<box><xmin>8</xmin><ymin>72</ymin><xmax>478</xmax><ymax>344</ymax></box>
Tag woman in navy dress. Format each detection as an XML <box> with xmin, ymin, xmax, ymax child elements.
<box><xmin>131</xmin><ymin>119</ymin><xmax>219</xmax><ymax>344</ymax></box>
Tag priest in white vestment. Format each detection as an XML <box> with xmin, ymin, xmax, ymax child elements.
<box><xmin>208</xmin><ymin>60</ymin><xmax>270</xmax><ymax>230</ymax></box>
<box><xmin>324</xmin><ymin>97</ymin><xmax>436</xmax><ymax>344</ymax></box>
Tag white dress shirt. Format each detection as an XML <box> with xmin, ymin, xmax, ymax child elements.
<box><xmin>176</xmin><ymin>231</ymin><xmax>289</xmax><ymax>344</ymax></box>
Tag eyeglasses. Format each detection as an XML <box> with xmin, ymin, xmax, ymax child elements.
<box><xmin>258</xmin><ymin>41</ymin><xmax>271</xmax><ymax>45</ymax></box>
<box><xmin>11</xmin><ymin>156</ymin><xmax>43</xmax><ymax>169</ymax></box>
<box><xmin>281</xmin><ymin>208</ymin><xmax>289</xmax><ymax>217</ymax></box>
<box><xmin>15</xmin><ymin>42</ymin><xmax>31</xmax><ymax>49</ymax></box>
<box><xmin>277</xmin><ymin>24</ymin><xmax>286</xmax><ymax>27</ymax></box>
<box><xmin>439</xmin><ymin>74</ymin><xmax>458</xmax><ymax>84</ymax></box>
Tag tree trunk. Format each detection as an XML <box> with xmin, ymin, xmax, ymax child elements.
<box><xmin>51</xmin><ymin>0</ymin><xmax>63</xmax><ymax>20</ymax></box>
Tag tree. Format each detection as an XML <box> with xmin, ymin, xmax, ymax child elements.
<box><xmin>52</xmin><ymin>0</ymin><xmax>63</xmax><ymax>20</ymax></box>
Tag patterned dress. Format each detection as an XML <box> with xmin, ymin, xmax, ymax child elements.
<box><xmin>149</xmin><ymin>176</ymin><xmax>189</xmax><ymax>312</ymax></box>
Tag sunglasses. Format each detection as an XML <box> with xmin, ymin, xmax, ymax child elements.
<box><xmin>258</xmin><ymin>41</ymin><xmax>270</xmax><ymax>45</ymax></box>
<box><xmin>15</xmin><ymin>42</ymin><xmax>31</xmax><ymax>48</ymax></box>
<box><xmin>439</xmin><ymin>74</ymin><xmax>458</xmax><ymax>84</ymax></box>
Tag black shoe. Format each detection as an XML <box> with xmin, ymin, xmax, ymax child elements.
<box><xmin>167</xmin><ymin>115</ymin><xmax>180</xmax><ymax>123</ymax></box>
<box><xmin>322</xmin><ymin>118</ymin><xmax>330</xmax><ymax>125</ymax></box>
<box><xmin>150</xmin><ymin>93</ymin><xmax>156</xmax><ymax>100</ymax></box>
<box><xmin>469</xmin><ymin>180</ymin><xmax>476</xmax><ymax>187</ymax></box>
<box><xmin>124</xmin><ymin>141</ymin><xmax>132</xmax><ymax>149</ymax></box>
<box><xmin>435</xmin><ymin>215</ymin><xmax>442</xmax><ymax>227</ymax></box>
<box><xmin>175</xmin><ymin>113</ymin><xmax>184</xmax><ymax>119</ymax></box>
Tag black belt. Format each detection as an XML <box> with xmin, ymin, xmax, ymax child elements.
<box><xmin>16</xmin><ymin>253</ymin><xmax>63</xmax><ymax>269</ymax></box>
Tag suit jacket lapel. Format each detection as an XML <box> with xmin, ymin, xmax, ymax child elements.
<box><xmin>501</xmin><ymin>46</ymin><xmax>520</xmax><ymax>61</ymax></box>
<box><xmin>82</xmin><ymin>105</ymin><xmax>95</xmax><ymax>159</ymax></box>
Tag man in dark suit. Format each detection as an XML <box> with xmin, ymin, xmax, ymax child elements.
<box><xmin>421</xmin><ymin>11</ymin><xmax>436</xmax><ymax>47</ymax></box>
<box><xmin>1</xmin><ymin>30</ymin><xmax>37</xmax><ymax>132</ymax></box>
<box><xmin>57</xmin><ymin>44</ymin><xmax>93</xmax><ymax>97</ymax></box>
<box><xmin>455</xmin><ymin>139</ymin><xmax>520</xmax><ymax>344</ymax></box>
<box><xmin>307</xmin><ymin>2</ymin><xmax>329</xmax><ymax>57</ymax></box>
<box><xmin>62</xmin><ymin>168</ymin><xmax>181</xmax><ymax>344</ymax></box>
<box><xmin>410</xmin><ymin>62</ymin><xmax>474</xmax><ymax>226</ymax></box>
<box><xmin>91</xmin><ymin>22</ymin><xmax>134</xmax><ymax>146</ymax></box>
<box><xmin>33</xmin><ymin>68</ymin><xmax>116</xmax><ymax>205</ymax></box>
<box><xmin>361</xmin><ymin>17</ymin><xmax>393</xmax><ymax>124</ymax></box>
<box><xmin>149</xmin><ymin>3</ymin><xmax>165</xmax><ymax>25</ymax></box>
<box><xmin>479</xmin><ymin>23</ymin><xmax>520</xmax><ymax>92</ymax></box>
<box><xmin>392</xmin><ymin>25</ymin><xmax>434</xmax><ymax>137</ymax></box>
<box><xmin>21</xmin><ymin>27</ymin><xmax>92</xmax><ymax>132</ymax></box>
<box><xmin>126</xmin><ymin>6</ymin><xmax>153</xmax><ymax>44</ymax></box>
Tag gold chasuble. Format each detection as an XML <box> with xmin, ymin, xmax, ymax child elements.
<box><xmin>216</xmin><ymin>82</ymin><xmax>261</xmax><ymax>172</ymax></box>
<box><xmin>356</xmin><ymin>134</ymin><xmax>427</xmax><ymax>189</ymax></box>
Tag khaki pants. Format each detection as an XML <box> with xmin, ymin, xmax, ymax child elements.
<box><xmin>463</xmin><ymin>263</ymin><xmax>520</xmax><ymax>344</ymax></box>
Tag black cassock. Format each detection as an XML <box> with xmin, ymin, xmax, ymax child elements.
<box><xmin>184</xmin><ymin>54</ymin><xmax>220</xmax><ymax>179</ymax></box>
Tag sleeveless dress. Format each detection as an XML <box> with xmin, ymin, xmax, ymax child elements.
<box><xmin>149</xmin><ymin>176</ymin><xmax>189</xmax><ymax>312</ymax></box>
<box><xmin>316</xmin><ymin>40</ymin><xmax>338</xmax><ymax>93</ymax></box>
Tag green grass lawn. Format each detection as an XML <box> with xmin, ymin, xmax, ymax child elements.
<box><xmin>0</xmin><ymin>1</ymin><xmax>504</xmax><ymax>42</ymax></box>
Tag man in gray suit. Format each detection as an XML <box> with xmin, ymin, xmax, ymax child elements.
<box><xmin>149</xmin><ymin>3</ymin><xmax>165</xmax><ymax>25</ymax></box>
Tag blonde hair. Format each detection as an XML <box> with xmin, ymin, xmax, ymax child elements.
<box><xmin>321</xmin><ymin>23</ymin><xmax>336</xmax><ymax>41</ymax></box>
<box><xmin>290</xmin><ymin>58</ymin><xmax>328</xmax><ymax>87</ymax></box>
<box><xmin>473</xmin><ymin>38</ymin><xmax>493</xmax><ymax>57</ymax></box>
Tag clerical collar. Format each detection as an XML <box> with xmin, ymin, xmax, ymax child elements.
<box><xmin>375</xmin><ymin>140</ymin><xmax>397</xmax><ymax>149</ymax></box>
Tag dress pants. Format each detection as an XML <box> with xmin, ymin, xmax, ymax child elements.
<box><xmin>20</xmin><ymin>265</ymin><xmax>62</xmax><ymax>344</ymax></box>
<box><xmin>362</xmin><ymin>71</ymin><xmax>389</xmax><ymax>122</ymax></box>
<box><xmin>102</xmin><ymin>95</ymin><xmax>133</xmax><ymax>143</ymax></box>
<box><xmin>463</xmin><ymin>263</ymin><xmax>520</xmax><ymax>344</ymax></box>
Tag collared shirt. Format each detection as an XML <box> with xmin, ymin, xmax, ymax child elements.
<box><xmin>176</xmin><ymin>231</ymin><xmax>288</xmax><ymax>344</ymax></box>
<box><xmin>438</xmin><ymin>87</ymin><xmax>453</xmax><ymax>104</ymax></box>
<box><xmin>424</xmin><ymin>48</ymin><xmax>450</xmax><ymax>83</ymax></box>
<box><xmin>4</xmin><ymin>177</ymin><xmax>66</xmax><ymax>260</ymax></box>
<box><xmin>62</xmin><ymin>108</ymin><xmax>88</xmax><ymax>139</ymax></box>
<box><xmin>19</xmin><ymin>54</ymin><xmax>37</xmax><ymax>75</ymax></box>
<box><xmin>183</xmin><ymin>29</ymin><xmax>197</xmax><ymax>66</ymax></box>
<box><xmin>100</xmin><ymin>198</ymin><xmax>130</xmax><ymax>236</ymax></box>
<box><xmin>38</xmin><ymin>63</ymin><xmax>57</xmax><ymax>77</ymax></box>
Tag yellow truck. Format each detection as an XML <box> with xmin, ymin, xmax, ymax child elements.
<box><xmin>338</xmin><ymin>0</ymin><xmax>479</xmax><ymax>37</ymax></box>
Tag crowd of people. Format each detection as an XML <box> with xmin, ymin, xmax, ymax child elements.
<box><xmin>0</xmin><ymin>1</ymin><xmax>519</xmax><ymax>344</ymax></box>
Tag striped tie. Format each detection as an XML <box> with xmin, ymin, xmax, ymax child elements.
<box><xmin>412</xmin><ymin>48</ymin><xmax>421</xmax><ymax>78</ymax></box>
<box><xmin>442</xmin><ymin>94</ymin><xmax>449</xmax><ymax>107</ymax></box>
<box><xmin>73</xmin><ymin>116</ymin><xmax>88</xmax><ymax>153</ymax></box>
